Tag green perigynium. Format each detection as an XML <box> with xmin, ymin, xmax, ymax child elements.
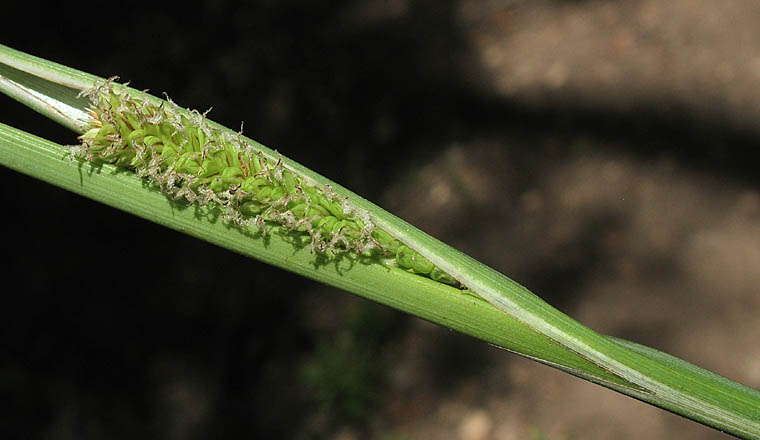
<box><xmin>72</xmin><ymin>79</ymin><xmax>460</xmax><ymax>286</ymax></box>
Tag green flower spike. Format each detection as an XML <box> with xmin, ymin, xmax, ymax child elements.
<box><xmin>74</xmin><ymin>78</ymin><xmax>461</xmax><ymax>286</ymax></box>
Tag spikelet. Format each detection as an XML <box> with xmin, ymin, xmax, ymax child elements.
<box><xmin>72</xmin><ymin>79</ymin><xmax>461</xmax><ymax>287</ymax></box>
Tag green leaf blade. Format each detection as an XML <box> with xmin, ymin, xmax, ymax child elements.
<box><xmin>2</xmin><ymin>43</ymin><xmax>760</xmax><ymax>438</ymax></box>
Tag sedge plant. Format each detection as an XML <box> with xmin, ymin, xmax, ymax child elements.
<box><xmin>1</xmin><ymin>44</ymin><xmax>759</xmax><ymax>438</ymax></box>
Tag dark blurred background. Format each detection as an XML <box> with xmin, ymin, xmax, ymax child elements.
<box><xmin>2</xmin><ymin>1</ymin><xmax>760</xmax><ymax>439</ymax></box>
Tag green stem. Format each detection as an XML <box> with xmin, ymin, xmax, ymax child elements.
<box><xmin>2</xmin><ymin>44</ymin><xmax>759</xmax><ymax>438</ymax></box>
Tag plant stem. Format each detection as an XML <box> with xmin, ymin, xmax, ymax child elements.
<box><xmin>2</xmin><ymin>44</ymin><xmax>759</xmax><ymax>438</ymax></box>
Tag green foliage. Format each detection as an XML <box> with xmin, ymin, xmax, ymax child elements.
<box><xmin>301</xmin><ymin>342</ymin><xmax>382</xmax><ymax>422</ymax></box>
<box><xmin>2</xmin><ymin>43</ymin><xmax>760</xmax><ymax>439</ymax></box>
<box><xmin>300</xmin><ymin>305</ymin><xmax>399</xmax><ymax>424</ymax></box>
